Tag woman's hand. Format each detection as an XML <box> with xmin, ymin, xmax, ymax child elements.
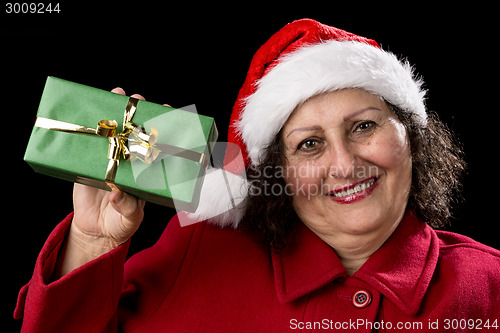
<box><xmin>71</xmin><ymin>184</ymin><xmax>145</xmax><ymax>251</ymax></box>
<box><xmin>53</xmin><ymin>88</ymin><xmax>147</xmax><ymax>279</ymax></box>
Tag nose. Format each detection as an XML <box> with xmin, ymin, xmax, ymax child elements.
<box><xmin>326</xmin><ymin>138</ymin><xmax>358</xmax><ymax>179</ymax></box>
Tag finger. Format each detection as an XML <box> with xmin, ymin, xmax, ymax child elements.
<box><xmin>163</xmin><ymin>103</ymin><xmax>172</xmax><ymax>107</ymax></box>
<box><xmin>73</xmin><ymin>182</ymin><xmax>106</xmax><ymax>207</ymax></box>
<box><xmin>111</xmin><ymin>88</ymin><xmax>145</xmax><ymax>101</ymax></box>
<box><xmin>131</xmin><ymin>93</ymin><xmax>146</xmax><ymax>101</ymax></box>
<box><xmin>109</xmin><ymin>189</ymin><xmax>144</xmax><ymax>223</ymax></box>
<box><xmin>111</xmin><ymin>87</ymin><xmax>126</xmax><ymax>95</ymax></box>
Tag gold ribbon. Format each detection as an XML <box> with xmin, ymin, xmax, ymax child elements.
<box><xmin>34</xmin><ymin>97</ymin><xmax>206</xmax><ymax>187</ymax></box>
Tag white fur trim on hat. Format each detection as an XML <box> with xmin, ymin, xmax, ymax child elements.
<box><xmin>185</xmin><ymin>167</ymin><xmax>249</xmax><ymax>228</ymax></box>
<box><xmin>238</xmin><ymin>40</ymin><xmax>427</xmax><ymax>166</ymax></box>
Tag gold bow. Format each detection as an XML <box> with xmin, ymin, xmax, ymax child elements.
<box><xmin>34</xmin><ymin>97</ymin><xmax>205</xmax><ymax>187</ymax></box>
<box><xmin>100</xmin><ymin>97</ymin><xmax>159</xmax><ymax>184</ymax></box>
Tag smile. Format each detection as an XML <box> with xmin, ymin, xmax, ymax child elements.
<box><xmin>328</xmin><ymin>176</ymin><xmax>379</xmax><ymax>204</ymax></box>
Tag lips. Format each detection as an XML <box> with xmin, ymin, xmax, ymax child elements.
<box><xmin>327</xmin><ymin>176</ymin><xmax>380</xmax><ymax>204</ymax></box>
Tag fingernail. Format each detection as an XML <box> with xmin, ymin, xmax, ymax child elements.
<box><xmin>113</xmin><ymin>190</ymin><xmax>125</xmax><ymax>204</ymax></box>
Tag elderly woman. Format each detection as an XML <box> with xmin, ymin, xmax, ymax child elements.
<box><xmin>15</xmin><ymin>19</ymin><xmax>500</xmax><ymax>332</ymax></box>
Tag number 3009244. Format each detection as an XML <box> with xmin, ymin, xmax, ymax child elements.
<box><xmin>5</xmin><ymin>3</ymin><xmax>60</xmax><ymax>14</ymax></box>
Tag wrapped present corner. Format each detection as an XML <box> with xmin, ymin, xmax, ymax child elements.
<box><xmin>24</xmin><ymin>77</ymin><xmax>218</xmax><ymax>212</ymax></box>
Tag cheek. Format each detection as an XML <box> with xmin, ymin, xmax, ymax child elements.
<box><xmin>366</xmin><ymin>121</ymin><xmax>411</xmax><ymax>179</ymax></box>
<box><xmin>284</xmin><ymin>159</ymin><xmax>328</xmax><ymax>196</ymax></box>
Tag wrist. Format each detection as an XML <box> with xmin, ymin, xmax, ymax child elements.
<box><xmin>68</xmin><ymin>222</ymin><xmax>120</xmax><ymax>259</ymax></box>
<box><xmin>52</xmin><ymin>222</ymin><xmax>121</xmax><ymax>280</ymax></box>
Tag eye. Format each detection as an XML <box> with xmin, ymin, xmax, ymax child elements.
<box><xmin>297</xmin><ymin>138</ymin><xmax>321</xmax><ymax>151</ymax></box>
<box><xmin>353</xmin><ymin>121</ymin><xmax>376</xmax><ymax>133</ymax></box>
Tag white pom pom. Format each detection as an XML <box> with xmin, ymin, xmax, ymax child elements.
<box><xmin>185</xmin><ymin>167</ymin><xmax>249</xmax><ymax>228</ymax></box>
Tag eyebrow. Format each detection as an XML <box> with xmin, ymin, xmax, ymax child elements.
<box><xmin>343</xmin><ymin>107</ymin><xmax>381</xmax><ymax>121</ymax></box>
<box><xmin>286</xmin><ymin>125</ymin><xmax>322</xmax><ymax>138</ymax></box>
<box><xmin>285</xmin><ymin>107</ymin><xmax>382</xmax><ymax>138</ymax></box>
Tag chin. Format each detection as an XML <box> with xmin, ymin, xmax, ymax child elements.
<box><xmin>313</xmin><ymin>198</ymin><xmax>397</xmax><ymax>236</ymax></box>
<box><xmin>337</xmin><ymin>213</ymin><xmax>387</xmax><ymax>235</ymax></box>
<box><xmin>293</xmin><ymin>178</ymin><xmax>409</xmax><ymax>237</ymax></box>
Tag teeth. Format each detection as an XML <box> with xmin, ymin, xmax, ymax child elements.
<box><xmin>331</xmin><ymin>179</ymin><xmax>376</xmax><ymax>198</ymax></box>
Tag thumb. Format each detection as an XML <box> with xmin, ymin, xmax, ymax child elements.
<box><xmin>109</xmin><ymin>189</ymin><xmax>145</xmax><ymax>225</ymax></box>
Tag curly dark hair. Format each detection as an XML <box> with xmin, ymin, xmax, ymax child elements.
<box><xmin>239</xmin><ymin>101</ymin><xmax>466</xmax><ymax>250</ymax></box>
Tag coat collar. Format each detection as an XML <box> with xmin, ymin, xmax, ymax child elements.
<box><xmin>271</xmin><ymin>211</ymin><xmax>439</xmax><ymax>315</ymax></box>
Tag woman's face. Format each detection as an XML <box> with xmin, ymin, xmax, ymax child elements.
<box><xmin>282</xmin><ymin>89</ymin><xmax>412</xmax><ymax>241</ymax></box>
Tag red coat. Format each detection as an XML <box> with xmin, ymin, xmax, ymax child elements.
<box><xmin>15</xmin><ymin>211</ymin><xmax>500</xmax><ymax>332</ymax></box>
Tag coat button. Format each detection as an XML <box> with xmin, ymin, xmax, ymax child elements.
<box><xmin>352</xmin><ymin>290</ymin><xmax>372</xmax><ymax>308</ymax></box>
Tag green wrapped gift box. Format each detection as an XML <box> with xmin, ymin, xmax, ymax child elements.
<box><xmin>24</xmin><ymin>77</ymin><xmax>218</xmax><ymax>212</ymax></box>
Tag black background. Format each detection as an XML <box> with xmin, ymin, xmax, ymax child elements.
<box><xmin>2</xmin><ymin>3</ymin><xmax>498</xmax><ymax>330</ymax></box>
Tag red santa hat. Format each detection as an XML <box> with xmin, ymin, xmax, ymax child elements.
<box><xmin>186</xmin><ymin>19</ymin><xmax>427</xmax><ymax>227</ymax></box>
